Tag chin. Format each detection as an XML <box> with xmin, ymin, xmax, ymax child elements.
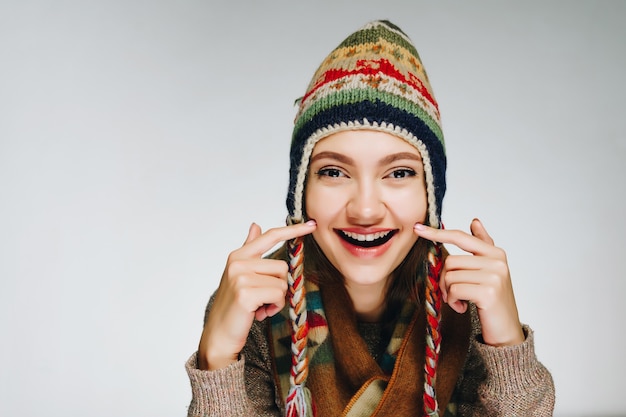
<box><xmin>336</xmin><ymin>264</ymin><xmax>395</xmax><ymax>288</ymax></box>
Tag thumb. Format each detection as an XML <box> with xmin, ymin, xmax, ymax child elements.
<box><xmin>243</xmin><ymin>222</ymin><xmax>262</xmax><ymax>245</ymax></box>
<box><xmin>470</xmin><ymin>218</ymin><xmax>495</xmax><ymax>245</ymax></box>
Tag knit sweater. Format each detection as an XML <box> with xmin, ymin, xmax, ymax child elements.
<box><xmin>186</xmin><ymin>302</ymin><xmax>555</xmax><ymax>416</ymax></box>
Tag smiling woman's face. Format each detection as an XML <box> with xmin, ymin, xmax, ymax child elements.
<box><xmin>305</xmin><ymin>129</ymin><xmax>428</xmax><ymax>290</ymax></box>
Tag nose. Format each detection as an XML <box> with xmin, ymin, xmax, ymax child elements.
<box><xmin>346</xmin><ymin>180</ymin><xmax>385</xmax><ymax>225</ymax></box>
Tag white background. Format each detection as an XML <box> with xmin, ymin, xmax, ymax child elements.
<box><xmin>1</xmin><ymin>1</ymin><xmax>624</xmax><ymax>416</ymax></box>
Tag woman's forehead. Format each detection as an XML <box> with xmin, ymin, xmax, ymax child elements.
<box><xmin>311</xmin><ymin>129</ymin><xmax>422</xmax><ymax>159</ymax></box>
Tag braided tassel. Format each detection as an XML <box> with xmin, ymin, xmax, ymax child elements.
<box><xmin>423</xmin><ymin>243</ymin><xmax>443</xmax><ymax>417</ymax></box>
<box><xmin>285</xmin><ymin>236</ymin><xmax>316</xmax><ymax>417</ymax></box>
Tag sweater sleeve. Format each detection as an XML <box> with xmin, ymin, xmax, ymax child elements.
<box><xmin>186</xmin><ymin>353</ymin><xmax>253</xmax><ymax>416</ymax></box>
<box><xmin>456</xmin><ymin>323</ymin><xmax>555</xmax><ymax>417</ymax></box>
<box><xmin>185</xmin><ymin>297</ymin><xmax>283</xmax><ymax>417</ymax></box>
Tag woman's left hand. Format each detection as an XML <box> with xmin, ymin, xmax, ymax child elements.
<box><xmin>414</xmin><ymin>219</ymin><xmax>525</xmax><ymax>347</ymax></box>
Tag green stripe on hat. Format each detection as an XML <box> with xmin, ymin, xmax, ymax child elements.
<box><xmin>294</xmin><ymin>88</ymin><xmax>444</xmax><ymax>146</ymax></box>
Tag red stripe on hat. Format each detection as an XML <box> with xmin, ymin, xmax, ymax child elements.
<box><xmin>302</xmin><ymin>58</ymin><xmax>438</xmax><ymax>111</ymax></box>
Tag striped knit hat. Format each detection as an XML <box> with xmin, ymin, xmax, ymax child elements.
<box><xmin>285</xmin><ymin>20</ymin><xmax>446</xmax><ymax>417</ymax></box>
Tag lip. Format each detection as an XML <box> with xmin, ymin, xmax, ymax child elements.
<box><xmin>334</xmin><ymin>228</ymin><xmax>397</xmax><ymax>259</ymax></box>
<box><xmin>340</xmin><ymin>227</ymin><xmax>393</xmax><ymax>233</ymax></box>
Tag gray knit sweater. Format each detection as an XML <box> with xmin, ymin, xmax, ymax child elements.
<box><xmin>185</xmin><ymin>305</ymin><xmax>555</xmax><ymax>416</ymax></box>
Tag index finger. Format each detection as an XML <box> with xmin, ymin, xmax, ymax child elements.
<box><xmin>240</xmin><ymin>220</ymin><xmax>317</xmax><ymax>258</ymax></box>
<box><xmin>413</xmin><ymin>223</ymin><xmax>494</xmax><ymax>256</ymax></box>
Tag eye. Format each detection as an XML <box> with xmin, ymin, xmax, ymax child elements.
<box><xmin>387</xmin><ymin>168</ymin><xmax>416</xmax><ymax>179</ymax></box>
<box><xmin>316</xmin><ymin>167</ymin><xmax>345</xmax><ymax>178</ymax></box>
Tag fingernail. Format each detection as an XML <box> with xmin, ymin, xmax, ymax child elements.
<box><xmin>414</xmin><ymin>223</ymin><xmax>426</xmax><ymax>231</ymax></box>
<box><xmin>305</xmin><ymin>220</ymin><xmax>317</xmax><ymax>227</ymax></box>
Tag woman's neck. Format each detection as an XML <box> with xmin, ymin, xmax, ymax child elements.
<box><xmin>344</xmin><ymin>281</ymin><xmax>387</xmax><ymax>322</ymax></box>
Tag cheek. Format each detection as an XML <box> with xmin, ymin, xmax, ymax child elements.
<box><xmin>304</xmin><ymin>183</ymin><xmax>345</xmax><ymax>221</ymax></box>
<box><xmin>304</xmin><ymin>185</ymin><xmax>318</xmax><ymax>220</ymax></box>
<box><xmin>386</xmin><ymin>188</ymin><xmax>428</xmax><ymax>223</ymax></box>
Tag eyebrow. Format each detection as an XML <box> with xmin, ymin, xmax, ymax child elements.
<box><xmin>310</xmin><ymin>151</ymin><xmax>422</xmax><ymax>166</ymax></box>
<box><xmin>310</xmin><ymin>151</ymin><xmax>354</xmax><ymax>165</ymax></box>
<box><xmin>379</xmin><ymin>152</ymin><xmax>423</xmax><ymax>165</ymax></box>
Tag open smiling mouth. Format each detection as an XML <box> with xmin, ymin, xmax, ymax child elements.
<box><xmin>336</xmin><ymin>230</ymin><xmax>398</xmax><ymax>248</ymax></box>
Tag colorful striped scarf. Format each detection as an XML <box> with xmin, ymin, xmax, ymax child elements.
<box><xmin>269</xmin><ymin>276</ymin><xmax>472</xmax><ymax>416</ymax></box>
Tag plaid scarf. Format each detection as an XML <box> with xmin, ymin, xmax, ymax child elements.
<box><xmin>270</xmin><ymin>277</ymin><xmax>471</xmax><ymax>416</ymax></box>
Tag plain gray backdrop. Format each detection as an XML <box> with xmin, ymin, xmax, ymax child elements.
<box><xmin>1</xmin><ymin>1</ymin><xmax>624</xmax><ymax>416</ymax></box>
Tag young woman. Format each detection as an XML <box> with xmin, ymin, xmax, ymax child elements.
<box><xmin>186</xmin><ymin>20</ymin><xmax>555</xmax><ymax>416</ymax></box>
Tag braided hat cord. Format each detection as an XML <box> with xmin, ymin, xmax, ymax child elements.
<box><xmin>285</xmin><ymin>237</ymin><xmax>316</xmax><ymax>417</ymax></box>
<box><xmin>423</xmin><ymin>243</ymin><xmax>443</xmax><ymax>416</ymax></box>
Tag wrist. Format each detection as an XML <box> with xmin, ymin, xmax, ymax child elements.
<box><xmin>199</xmin><ymin>351</ymin><xmax>239</xmax><ymax>370</ymax></box>
<box><xmin>481</xmin><ymin>324</ymin><xmax>525</xmax><ymax>347</ymax></box>
<box><xmin>198</xmin><ymin>330</ymin><xmax>240</xmax><ymax>370</ymax></box>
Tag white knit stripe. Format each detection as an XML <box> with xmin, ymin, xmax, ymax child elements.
<box><xmin>291</xmin><ymin>120</ymin><xmax>440</xmax><ymax>228</ymax></box>
<box><xmin>296</xmin><ymin>72</ymin><xmax>441</xmax><ymax>126</ymax></box>
<box><xmin>362</xmin><ymin>21</ymin><xmax>414</xmax><ymax>46</ymax></box>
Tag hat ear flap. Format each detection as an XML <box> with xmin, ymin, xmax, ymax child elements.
<box><xmin>423</xmin><ymin>242</ymin><xmax>443</xmax><ymax>416</ymax></box>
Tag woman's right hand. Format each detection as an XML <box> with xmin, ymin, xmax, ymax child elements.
<box><xmin>197</xmin><ymin>220</ymin><xmax>317</xmax><ymax>370</ymax></box>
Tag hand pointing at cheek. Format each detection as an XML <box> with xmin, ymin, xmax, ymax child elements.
<box><xmin>198</xmin><ymin>220</ymin><xmax>317</xmax><ymax>370</ymax></box>
<box><xmin>414</xmin><ymin>219</ymin><xmax>525</xmax><ymax>347</ymax></box>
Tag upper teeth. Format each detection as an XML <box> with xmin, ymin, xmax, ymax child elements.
<box><xmin>343</xmin><ymin>230</ymin><xmax>391</xmax><ymax>241</ymax></box>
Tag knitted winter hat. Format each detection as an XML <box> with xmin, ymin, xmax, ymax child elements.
<box><xmin>285</xmin><ymin>20</ymin><xmax>446</xmax><ymax>417</ymax></box>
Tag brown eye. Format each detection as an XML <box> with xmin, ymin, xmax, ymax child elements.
<box><xmin>388</xmin><ymin>169</ymin><xmax>416</xmax><ymax>179</ymax></box>
<box><xmin>317</xmin><ymin>168</ymin><xmax>344</xmax><ymax>178</ymax></box>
